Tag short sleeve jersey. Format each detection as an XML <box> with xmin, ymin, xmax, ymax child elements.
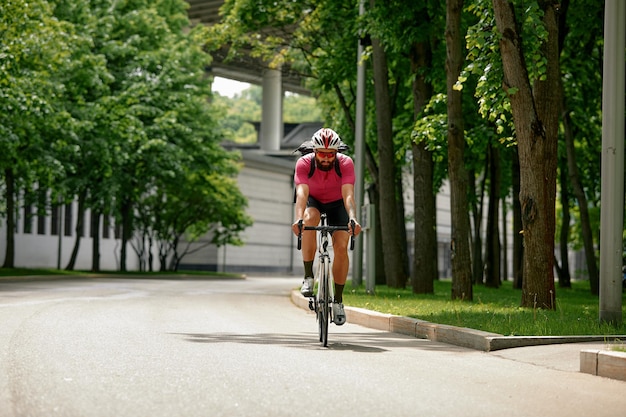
<box><xmin>294</xmin><ymin>153</ymin><xmax>356</xmax><ymax>204</ymax></box>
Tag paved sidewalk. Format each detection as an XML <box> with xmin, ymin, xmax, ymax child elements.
<box><xmin>290</xmin><ymin>290</ymin><xmax>626</xmax><ymax>381</ymax></box>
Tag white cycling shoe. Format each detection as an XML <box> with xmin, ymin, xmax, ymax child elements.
<box><xmin>332</xmin><ymin>302</ymin><xmax>346</xmax><ymax>325</ymax></box>
<box><xmin>300</xmin><ymin>277</ymin><xmax>314</xmax><ymax>297</ymax></box>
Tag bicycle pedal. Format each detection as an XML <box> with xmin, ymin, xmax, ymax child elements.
<box><xmin>308</xmin><ymin>300</ymin><xmax>315</xmax><ymax>311</ymax></box>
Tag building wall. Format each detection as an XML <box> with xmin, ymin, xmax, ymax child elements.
<box><xmin>0</xmin><ymin>199</ymin><xmax>140</xmax><ymax>271</ymax></box>
<box><xmin>179</xmin><ymin>150</ymin><xmax>299</xmax><ymax>274</ymax></box>
<box><xmin>220</xmin><ymin>163</ymin><xmax>296</xmax><ymax>273</ymax></box>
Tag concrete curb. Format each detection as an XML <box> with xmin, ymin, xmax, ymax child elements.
<box><xmin>580</xmin><ymin>349</ymin><xmax>626</xmax><ymax>381</ymax></box>
<box><xmin>290</xmin><ymin>290</ymin><xmax>625</xmax><ymax>353</ymax></box>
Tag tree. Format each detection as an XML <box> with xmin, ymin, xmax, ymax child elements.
<box><xmin>410</xmin><ymin>38</ymin><xmax>437</xmax><ymax>294</ymax></box>
<box><xmin>447</xmin><ymin>0</ymin><xmax>473</xmax><ymax>300</ymax></box>
<box><xmin>369</xmin><ymin>9</ymin><xmax>407</xmax><ymax>289</ymax></box>
<box><xmin>52</xmin><ymin>0</ymin><xmax>116</xmax><ymax>271</ymax></box>
<box><xmin>484</xmin><ymin>140</ymin><xmax>502</xmax><ymax>288</ymax></box>
<box><xmin>493</xmin><ymin>0</ymin><xmax>560</xmax><ymax>309</ymax></box>
<box><xmin>367</xmin><ymin>0</ymin><xmax>443</xmax><ymax>293</ymax></box>
<box><xmin>73</xmin><ymin>0</ymin><xmax>251</xmax><ymax>271</ymax></box>
<box><xmin>353</xmin><ymin>0</ymin><xmax>443</xmax><ymax>289</ymax></box>
<box><xmin>558</xmin><ymin>0</ymin><xmax>604</xmax><ymax>294</ymax></box>
<box><xmin>0</xmin><ymin>0</ymin><xmax>76</xmax><ymax>267</ymax></box>
<box><xmin>0</xmin><ymin>0</ymin><xmax>251</xmax><ymax>272</ymax></box>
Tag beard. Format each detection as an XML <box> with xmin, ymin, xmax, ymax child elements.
<box><xmin>315</xmin><ymin>158</ymin><xmax>334</xmax><ymax>171</ymax></box>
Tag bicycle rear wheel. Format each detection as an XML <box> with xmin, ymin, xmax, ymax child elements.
<box><xmin>317</xmin><ymin>258</ymin><xmax>330</xmax><ymax>347</ymax></box>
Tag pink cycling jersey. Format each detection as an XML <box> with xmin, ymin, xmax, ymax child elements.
<box><xmin>294</xmin><ymin>153</ymin><xmax>356</xmax><ymax>204</ymax></box>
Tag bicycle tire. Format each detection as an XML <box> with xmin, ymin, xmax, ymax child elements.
<box><xmin>318</xmin><ymin>258</ymin><xmax>330</xmax><ymax>347</ymax></box>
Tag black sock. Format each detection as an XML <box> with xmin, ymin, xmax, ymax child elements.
<box><xmin>304</xmin><ymin>260</ymin><xmax>314</xmax><ymax>278</ymax></box>
<box><xmin>334</xmin><ymin>284</ymin><xmax>344</xmax><ymax>303</ymax></box>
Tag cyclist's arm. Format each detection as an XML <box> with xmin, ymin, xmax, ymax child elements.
<box><xmin>292</xmin><ymin>184</ymin><xmax>310</xmax><ymax>235</ymax></box>
<box><xmin>341</xmin><ymin>184</ymin><xmax>362</xmax><ymax>236</ymax></box>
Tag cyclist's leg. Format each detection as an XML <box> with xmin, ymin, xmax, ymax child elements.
<box><xmin>301</xmin><ymin>205</ymin><xmax>321</xmax><ymax>263</ymax></box>
<box><xmin>326</xmin><ymin>200</ymin><xmax>350</xmax><ymax>295</ymax></box>
<box><xmin>330</xmin><ymin>231</ymin><xmax>349</xmax><ymax>326</ymax></box>
<box><xmin>300</xmin><ymin>203</ymin><xmax>321</xmax><ymax>296</ymax></box>
<box><xmin>331</xmin><ymin>231</ymin><xmax>350</xmax><ymax>292</ymax></box>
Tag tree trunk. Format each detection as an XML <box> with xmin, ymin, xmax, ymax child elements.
<box><xmin>556</xmin><ymin>149</ymin><xmax>572</xmax><ymax>287</ymax></box>
<box><xmin>396</xmin><ymin>177</ymin><xmax>410</xmax><ymax>279</ymax></box>
<box><xmin>120</xmin><ymin>198</ymin><xmax>133</xmax><ymax>272</ymax></box>
<box><xmin>470</xmin><ymin>165</ymin><xmax>487</xmax><ymax>285</ymax></box>
<box><xmin>65</xmin><ymin>190</ymin><xmax>86</xmax><ymax>271</ymax></box>
<box><xmin>447</xmin><ymin>0</ymin><xmax>473</xmax><ymax>300</ymax></box>
<box><xmin>563</xmin><ymin>98</ymin><xmax>598</xmax><ymax>293</ymax></box>
<box><xmin>493</xmin><ymin>0</ymin><xmax>559</xmax><ymax>309</ymax></box>
<box><xmin>370</xmin><ymin>33</ymin><xmax>406</xmax><ymax>288</ymax></box>
<box><xmin>91</xmin><ymin>209</ymin><xmax>101</xmax><ymax>272</ymax></box>
<box><xmin>410</xmin><ymin>39</ymin><xmax>437</xmax><ymax>294</ymax></box>
<box><xmin>485</xmin><ymin>143</ymin><xmax>501</xmax><ymax>288</ymax></box>
<box><xmin>367</xmin><ymin>185</ymin><xmax>387</xmax><ymax>285</ymax></box>
<box><xmin>2</xmin><ymin>168</ymin><xmax>16</xmax><ymax>268</ymax></box>
<box><xmin>512</xmin><ymin>148</ymin><xmax>524</xmax><ymax>289</ymax></box>
<box><xmin>148</xmin><ymin>235</ymin><xmax>154</xmax><ymax>272</ymax></box>
<box><xmin>501</xmin><ymin>195</ymin><xmax>509</xmax><ymax>281</ymax></box>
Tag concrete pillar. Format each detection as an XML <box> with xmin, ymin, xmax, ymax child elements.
<box><xmin>599</xmin><ymin>0</ymin><xmax>625</xmax><ymax>325</ymax></box>
<box><xmin>260</xmin><ymin>68</ymin><xmax>283</xmax><ymax>153</ymax></box>
<box><xmin>352</xmin><ymin>0</ymin><xmax>366</xmax><ymax>286</ymax></box>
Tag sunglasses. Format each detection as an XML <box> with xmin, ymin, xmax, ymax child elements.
<box><xmin>315</xmin><ymin>151</ymin><xmax>337</xmax><ymax>159</ymax></box>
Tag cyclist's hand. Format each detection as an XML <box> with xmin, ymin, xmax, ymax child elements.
<box><xmin>292</xmin><ymin>219</ymin><xmax>303</xmax><ymax>236</ymax></box>
<box><xmin>349</xmin><ymin>219</ymin><xmax>362</xmax><ymax>236</ymax></box>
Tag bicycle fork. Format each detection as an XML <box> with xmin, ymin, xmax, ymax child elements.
<box><xmin>308</xmin><ymin>256</ymin><xmax>334</xmax><ymax>321</ymax></box>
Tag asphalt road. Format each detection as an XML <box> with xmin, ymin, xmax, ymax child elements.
<box><xmin>0</xmin><ymin>276</ymin><xmax>624</xmax><ymax>417</ymax></box>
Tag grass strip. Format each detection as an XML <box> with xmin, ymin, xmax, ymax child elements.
<box><xmin>345</xmin><ymin>279</ymin><xmax>626</xmax><ymax>337</ymax></box>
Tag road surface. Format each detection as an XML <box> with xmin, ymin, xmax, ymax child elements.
<box><xmin>0</xmin><ymin>276</ymin><xmax>624</xmax><ymax>417</ymax></box>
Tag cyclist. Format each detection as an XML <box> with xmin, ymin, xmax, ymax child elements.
<box><xmin>291</xmin><ymin>128</ymin><xmax>362</xmax><ymax>325</ymax></box>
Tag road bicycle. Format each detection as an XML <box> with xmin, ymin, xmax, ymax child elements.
<box><xmin>297</xmin><ymin>213</ymin><xmax>355</xmax><ymax>347</ymax></box>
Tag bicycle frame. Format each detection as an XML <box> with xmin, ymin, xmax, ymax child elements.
<box><xmin>297</xmin><ymin>213</ymin><xmax>355</xmax><ymax>347</ymax></box>
<box><xmin>314</xmin><ymin>215</ymin><xmax>333</xmax><ymax>346</ymax></box>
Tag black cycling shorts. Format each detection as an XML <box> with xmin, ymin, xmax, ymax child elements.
<box><xmin>307</xmin><ymin>197</ymin><xmax>349</xmax><ymax>227</ymax></box>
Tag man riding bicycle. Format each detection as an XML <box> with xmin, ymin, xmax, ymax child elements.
<box><xmin>291</xmin><ymin>128</ymin><xmax>362</xmax><ymax>325</ymax></box>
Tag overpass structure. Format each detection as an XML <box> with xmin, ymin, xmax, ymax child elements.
<box><xmin>186</xmin><ymin>0</ymin><xmax>309</xmax><ymax>153</ymax></box>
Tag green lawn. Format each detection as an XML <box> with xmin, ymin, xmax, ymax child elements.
<box><xmin>344</xmin><ymin>279</ymin><xmax>626</xmax><ymax>337</ymax></box>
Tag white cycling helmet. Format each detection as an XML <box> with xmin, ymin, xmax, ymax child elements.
<box><xmin>311</xmin><ymin>128</ymin><xmax>342</xmax><ymax>150</ymax></box>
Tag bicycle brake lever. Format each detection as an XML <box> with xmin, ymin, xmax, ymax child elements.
<box><xmin>349</xmin><ymin>219</ymin><xmax>355</xmax><ymax>251</ymax></box>
<box><xmin>297</xmin><ymin>219</ymin><xmax>303</xmax><ymax>250</ymax></box>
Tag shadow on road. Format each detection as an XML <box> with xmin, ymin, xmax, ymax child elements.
<box><xmin>170</xmin><ymin>331</ymin><xmax>469</xmax><ymax>354</ymax></box>
<box><xmin>170</xmin><ymin>331</ymin><xmax>385</xmax><ymax>352</ymax></box>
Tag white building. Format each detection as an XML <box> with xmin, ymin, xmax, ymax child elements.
<box><xmin>0</xmin><ymin>200</ymin><xmax>140</xmax><ymax>271</ymax></box>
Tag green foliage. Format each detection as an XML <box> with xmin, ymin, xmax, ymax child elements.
<box><xmin>90</xmin><ymin>0</ymin><xmax>252</xmax><ymax>265</ymax></box>
<box><xmin>559</xmin><ymin>0</ymin><xmax>604</xmax><ymax>206</ymax></box>
<box><xmin>463</xmin><ymin>0</ymin><xmax>514</xmax><ymax>143</ymax></box>
<box><xmin>0</xmin><ymin>0</ymin><xmax>252</xmax><ymax>271</ymax></box>
<box><xmin>0</xmin><ymin>0</ymin><xmax>74</xmax><ymax>192</ymax></box>
<box><xmin>411</xmin><ymin>93</ymin><xmax>448</xmax><ymax>191</ymax></box>
<box><xmin>284</xmin><ymin>93</ymin><xmax>321</xmax><ymax>123</ymax></box>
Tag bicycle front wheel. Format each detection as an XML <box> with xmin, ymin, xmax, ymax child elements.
<box><xmin>317</xmin><ymin>258</ymin><xmax>330</xmax><ymax>347</ymax></box>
